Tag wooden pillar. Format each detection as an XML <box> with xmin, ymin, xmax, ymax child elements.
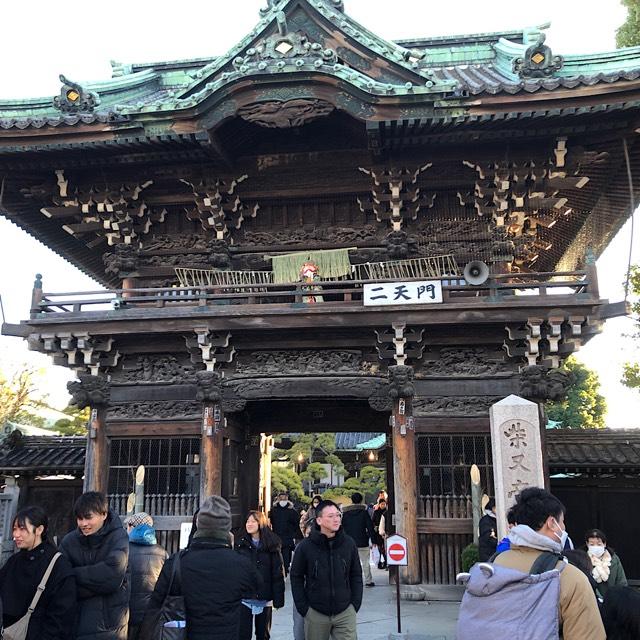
<box><xmin>201</xmin><ymin>402</ymin><xmax>224</xmax><ymax>498</ymax></box>
<box><xmin>391</xmin><ymin>396</ymin><xmax>420</xmax><ymax>584</ymax></box>
<box><xmin>84</xmin><ymin>406</ymin><xmax>109</xmax><ymax>493</ymax></box>
<box><xmin>30</xmin><ymin>273</ymin><xmax>43</xmax><ymax>318</ymax></box>
<box><xmin>584</xmin><ymin>248</ymin><xmax>599</xmax><ymax>299</ymax></box>
<box><xmin>121</xmin><ymin>277</ymin><xmax>136</xmax><ymax>299</ymax></box>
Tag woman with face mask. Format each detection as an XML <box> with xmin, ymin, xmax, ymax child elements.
<box><xmin>299</xmin><ymin>495</ymin><xmax>322</xmax><ymax>536</ymax></box>
<box><xmin>585</xmin><ymin>528</ymin><xmax>628</xmax><ymax>596</ymax></box>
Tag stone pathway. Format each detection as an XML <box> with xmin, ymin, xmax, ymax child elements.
<box><xmin>270</xmin><ymin>566</ymin><xmax>459</xmax><ymax>640</ymax></box>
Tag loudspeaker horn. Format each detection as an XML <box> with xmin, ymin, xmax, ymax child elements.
<box><xmin>463</xmin><ymin>261</ymin><xmax>490</xmax><ymax>286</ymax></box>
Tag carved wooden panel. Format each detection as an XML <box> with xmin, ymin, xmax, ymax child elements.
<box><xmin>234</xmin><ymin>350</ymin><xmax>379</xmax><ymax>375</ymax></box>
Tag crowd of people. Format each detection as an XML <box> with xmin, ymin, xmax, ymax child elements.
<box><xmin>0</xmin><ymin>489</ymin><xmax>388</xmax><ymax>640</ymax></box>
<box><xmin>465</xmin><ymin>486</ymin><xmax>638</xmax><ymax>640</ymax></box>
<box><xmin>2</xmin><ymin>485</ymin><xmax>636</xmax><ymax>640</ymax></box>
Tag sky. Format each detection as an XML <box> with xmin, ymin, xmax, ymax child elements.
<box><xmin>0</xmin><ymin>0</ymin><xmax>639</xmax><ymax>426</ymax></box>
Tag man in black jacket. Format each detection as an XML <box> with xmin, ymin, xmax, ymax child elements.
<box><xmin>290</xmin><ymin>500</ymin><xmax>363</xmax><ymax>640</ymax></box>
<box><xmin>140</xmin><ymin>495</ymin><xmax>259</xmax><ymax>640</ymax></box>
<box><xmin>268</xmin><ymin>491</ymin><xmax>300</xmax><ymax>575</ymax></box>
<box><xmin>60</xmin><ymin>491</ymin><xmax>129</xmax><ymax>640</ymax></box>
<box><xmin>342</xmin><ymin>492</ymin><xmax>376</xmax><ymax>587</ymax></box>
<box><xmin>0</xmin><ymin>506</ymin><xmax>76</xmax><ymax>640</ymax></box>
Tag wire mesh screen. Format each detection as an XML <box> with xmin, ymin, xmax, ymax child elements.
<box><xmin>108</xmin><ymin>438</ymin><xmax>201</xmax><ymax>504</ymax></box>
<box><xmin>417</xmin><ymin>434</ymin><xmax>494</xmax><ymax>500</ymax></box>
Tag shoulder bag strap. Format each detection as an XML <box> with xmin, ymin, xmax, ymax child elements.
<box><xmin>25</xmin><ymin>552</ymin><xmax>62</xmax><ymax>614</ymax></box>
<box><xmin>530</xmin><ymin>551</ymin><xmax>564</xmax><ymax>575</ymax></box>
<box><xmin>162</xmin><ymin>550</ymin><xmax>184</xmax><ymax>604</ymax></box>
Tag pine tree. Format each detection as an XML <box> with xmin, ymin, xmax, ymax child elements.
<box><xmin>546</xmin><ymin>357</ymin><xmax>607</xmax><ymax>428</ymax></box>
<box><xmin>617</xmin><ymin>0</ymin><xmax>640</xmax><ymax>48</ymax></box>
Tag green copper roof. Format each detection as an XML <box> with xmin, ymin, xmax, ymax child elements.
<box><xmin>355</xmin><ymin>433</ymin><xmax>386</xmax><ymax>450</ymax></box>
<box><xmin>2</xmin><ymin>0</ymin><xmax>640</xmax><ymax>135</ymax></box>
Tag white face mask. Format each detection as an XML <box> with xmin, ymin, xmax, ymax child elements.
<box><xmin>551</xmin><ymin>518</ymin><xmax>568</xmax><ymax>548</ymax></box>
<box><xmin>278</xmin><ymin>500</ymin><xmax>288</xmax><ymax>508</ymax></box>
<box><xmin>588</xmin><ymin>545</ymin><xmax>606</xmax><ymax>558</ymax></box>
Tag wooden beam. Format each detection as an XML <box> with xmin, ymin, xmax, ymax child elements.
<box><xmin>417</xmin><ymin>518</ymin><xmax>473</xmax><ymax>534</ymax></box>
<box><xmin>106</xmin><ymin>421</ymin><xmax>200</xmax><ymax>437</ymax></box>
<box><xmin>414</xmin><ymin>418</ymin><xmax>490</xmax><ymax>432</ymax></box>
<box><xmin>24</xmin><ymin>296</ymin><xmax>602</xmax><ymax>335</ymax></box>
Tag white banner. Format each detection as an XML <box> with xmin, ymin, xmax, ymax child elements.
<box><xmin>363</xmin><ymin>280</ymin><xmax>443</xmax><ymax>306</ymax></box>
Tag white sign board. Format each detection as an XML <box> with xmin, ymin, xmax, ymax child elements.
<box><xmin>363</xmin><ymin>280</ymin><xmax>442</xmax><ymax>306</ymax></box>
<box><xmin>179</xmin><ymin>522</ymin><xmax>193</xmax><ymax>549</ymax></box>
<box><xmin>386</xmin><ymin>533</ymin><xmax>408</xmax><ymax>566</ymax></box>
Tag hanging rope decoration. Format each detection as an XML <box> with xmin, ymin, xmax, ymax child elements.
<box><xmin>266</xmin><ymin>248</ymin><xmax>353</xmax><ymax>284</ymax></box>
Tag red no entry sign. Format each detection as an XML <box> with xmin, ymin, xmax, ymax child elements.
<box><xmin>386</xmin><ymin>534</ymin><xmax>408</xmax><ymax>566</ymax></box>
<box><xmin>388</xmin><ymin>544</ymin><xmax>405</xmax><ymax>562</ymax></box>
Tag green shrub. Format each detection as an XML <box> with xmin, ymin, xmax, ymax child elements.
<box><xmin>461</xmin><ymin>543</ymin><xmax>479</xmax><ymax>572</ymax></box>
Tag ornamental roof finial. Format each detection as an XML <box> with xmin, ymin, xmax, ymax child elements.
<box><xmin>53</xmin><ymin>74</ymin><xmax>100</xmax><ymax>113</ymax></box>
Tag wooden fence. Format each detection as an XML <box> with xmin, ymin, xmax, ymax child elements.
<box><xmin>417</xmin><ymin>494</ymin><xmax>473</xmax><ymax>585</ymax></box>
<box><xmin>108</xmin><ymin>493</ymin><xmax>199</xmax><ymax>555</ymax></box>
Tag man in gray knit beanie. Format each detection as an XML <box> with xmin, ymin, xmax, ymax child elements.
<box><xmin>141</xmin><ymin>495</ymin><xmax>258</xmax><ymax>640</ymax></box>
<box><xmin>195</xmin><ymin>495</ymin><xmax>232</xmax><ymax>539</ymax></box>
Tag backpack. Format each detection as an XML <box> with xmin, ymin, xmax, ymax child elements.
<box><xmin>456</xmin><ymin>552</ymin><xmax>565</xmax><ymax>640</ymax></box>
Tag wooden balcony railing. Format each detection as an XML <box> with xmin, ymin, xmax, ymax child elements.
<box><xmin>31</xmin><ymin>271</ymin><xmax>592</xmax><ymax>315</ymax></box>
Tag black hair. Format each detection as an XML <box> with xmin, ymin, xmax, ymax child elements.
<box><xmin>509</xmin><ymin>487</ymin><xmax>565</xmax><ymax>532</ymax></box>
<box><xmin>73</xmin><ymin>491</ymin><xmax>108</xmax><ymax>519</ymax></box>
<box><xmin>311</xmin><ymin>495</ymin><xmax>322</xmax><ymax>505</ymax></box>
<box><xmin>485</xmin><ymin>498</ymin><xmax>496</xmax><ymax>511</ymax></box>
<box><xmin>564</xmin><ymin>549</ymin><xmax>592</xmax><ymax>578</ymax></box>
<box><xmin>506</xmin><ymin>506</ymin><xmax>517</xmax><ymax>525</ymax></box>
<box><xmin>13</xmin><ymin>506</ymin><xmax>48</xmax><ymax>541</ymax></box>
<box><xmin>351</xmin><ymin>492</ymin><xmax>363</xmax><ymax>504</ymax></box>
<box><xmin>601</xmin><ymin>586</ymin><xmax>640</xmax><ymax>640</ymax></box>
<box><xmin>315</xmin><ymin>500</ymin><xmax>340</xmax><ymax>517</ymax></box>
<box><xmin>585</xmin><ymin>528</ymin><xmax>607</xmax><ymax>545</ymax></box>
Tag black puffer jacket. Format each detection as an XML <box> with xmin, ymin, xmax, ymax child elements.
<box><xmin>141</xmin><ymin>536</ymin><xmax>259</xmax><ymax>640</ymax></box>
<box><xmin>0</xmin><ymin>540</ymin><xmax>76</xmax><ymax>640</ymax></box>
<box><xmin>235</xmin><ymin>534</ymin><xmax>285</xmax><ymax>608</ymax></box>
<box><xmin>59</xmin><ymin>511</ymin><xmax>129</xmax><ymax>640</ymax></box>
<box><xmin>290</xmin><ymin>527</ymin><xmax>363</xmax><ymax>617</ymax></box>
<box><xmin>269</xmin><ymin>502</ymin><xmax>301</xmax><ymax>548</ymax></box>
<box><xmin>341</xmin><ymin>504</ymin><xmax>375</xmax><ymax>548</ymax></box>
<box><xmin>127</xmin><ymin>525</ymin><xmax>167</xmax><ymax>627</ymax></box>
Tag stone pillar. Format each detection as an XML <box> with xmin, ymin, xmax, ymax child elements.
<box><xmin>388</xmin><ymin>365</ymin><xmax>420</xmax><ymax>584</ymax></box>
<box><xmin>67</xmin><ymin>374</ymin><xmax>111</xmax><ymax>494</ymax></box>
<box><xmin>489</xmin><ymin>395</ymin><xmax>545</xmax><ymax>540</ymax></box>
<box><xmin>196</xmin><ymin>371</ymin><xmax>224</xmax><ymax>498</ymax></box>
